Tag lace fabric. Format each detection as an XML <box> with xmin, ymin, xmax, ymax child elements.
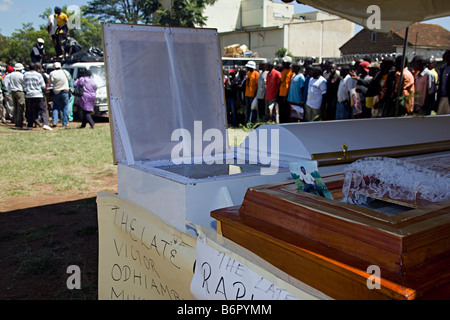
<box><xmin>341</xmin><ymin>157</ymin><xmax>450</xmax><ymax>206</ymax></box>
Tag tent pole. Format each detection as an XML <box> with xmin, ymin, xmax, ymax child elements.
<box><xmin>395</xmin><ymin>26</ymin><xmax>409</xmax><ymax>116</ymax></box>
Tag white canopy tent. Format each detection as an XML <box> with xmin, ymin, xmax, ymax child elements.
<box><xmin>283</xmin><ymin>0</ymin><xmax>450</xmax><ymax>33</ymax></box>
<box><xmin>283</xmin><ymin>0</ymin><xmax>450</xmax><ymax>111</ymax></box>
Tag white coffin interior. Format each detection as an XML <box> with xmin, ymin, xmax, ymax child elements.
<box><xmin>102</xmin><ymin>23</ymin><xmax>291</xmax><ymax>231</ymax></box>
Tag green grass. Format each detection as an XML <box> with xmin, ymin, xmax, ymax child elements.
<box><xmin>0</xmin><ymin>122</ymin><xmax>115</xmax><ymax>199</ymax></box>
<box><xmin>0</xmin><ymin>121</ymin><xmax>250</xmax><ymax>200</ymax></box>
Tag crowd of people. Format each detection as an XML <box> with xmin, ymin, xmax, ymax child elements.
<box><xmin>224</xmin><ymin>49</ymin><xmax>450</xmax><ymax>127</ymax></box>
<box><xmin>0</xmin><ymin>60</ymin><xmax>97</xmax><ymax>130</ymax></box>
<box><xmin>0</xmin><ymin>6</ymin><xmax>96</xmax><ymax>130</ymax></box>
<box><xmin>29</xmin><ymin>6</ymin><xmax>81</xmax><ymax>65</ymax></box>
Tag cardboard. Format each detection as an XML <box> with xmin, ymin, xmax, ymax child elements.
<box><xmin>97</xmin><ymin>193</ymin><xmax>331</xmax><ymax>300</ymax></box>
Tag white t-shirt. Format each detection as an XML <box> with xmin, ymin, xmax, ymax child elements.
<box><xmin>8</xmin><ymin>71</ymin><xmax>24</xmax><ymax>92</ymax></box>
<box><xmin>337</xmin><ymin>74</ymin><xmax>356</xmax><ymax>103</ymax></box>
<box><xmin>306</xmin><ymin>76</ymin><xmax>327</xmax><ymax>109</ymax></box>
<box><xmin>48</xmin><ymin>14</ymin><xmax>57</xmax><ymax>35</ymax></box>
<box><xmin>300</xmin><ymin>171</ymin><xmax>315</xmax><ymax>185</ymax></box>
<box><xmin>49</xmin><ymin>69</ymin><xmax>70</xmax><ymax>94</ymax></box>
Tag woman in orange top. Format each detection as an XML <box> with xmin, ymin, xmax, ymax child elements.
<box><xmin>244</xmin><ymin>61</ymin><xmax>259</xmax><ymax>123</ymax></box>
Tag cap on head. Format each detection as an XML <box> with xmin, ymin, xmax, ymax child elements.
<box><xmin>359</xmin><ymin>60</ymin><xmax>370</xmax><ymax>72</ymax></box>
<box><xmin>282</xmin><ymin>56</ymin><xmax>292</xmax><ymax>63</ymax></box>
<box><xmin>14</xmin><ymin>63</ymin><xmax>24</xmax><ymax>71</ymax></box>
<box><xmin>368</xmin><ymin>62</ymin><xmax>380</xmax><ymax>69</ymax></box>
<box><xmin>245</xmin><ymin>61</ymin><xmax>256</xmax><ymax>69</ymax></box>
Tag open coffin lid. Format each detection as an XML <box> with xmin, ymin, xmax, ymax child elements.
<box><xmin>102</xmin><ymin>23</ymin><xmax>292</xmax><ymax>231</ymax></box>
<box><xmin>103</xmin><ymin>23</ymin><xmax>228</xmax><ymax>167</ymax></box>
<box><xmin>103</xmin><ymin>23</ymin><xmax>287</xmax><ymax>181</ymax></box>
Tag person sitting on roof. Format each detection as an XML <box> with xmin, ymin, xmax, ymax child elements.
<box><xmin>63</xmin><ymin>37</ymin><xmax>82</xmax><ymax>57</ymax></box>
<box><xmin>30</xmin><ymin>38</ymin><xmax>46</xmax><ymax>64</ymax></box>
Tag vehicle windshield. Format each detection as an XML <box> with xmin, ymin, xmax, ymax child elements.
<box><xmin>90</xmin><ymin>65</ymin><xmax>106</xmax><ymax>88</ymax></box>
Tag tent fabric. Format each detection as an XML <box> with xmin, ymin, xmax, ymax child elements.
<box><xmin>291</xmin><ymin>0</ymin><xmax>450</xmax><ymax>33</ymax></box>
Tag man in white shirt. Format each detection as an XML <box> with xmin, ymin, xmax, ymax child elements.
<box><xmin>9</xmin><ymin>63</ymin><xmax>25</xmax><ymax>128</ymax></box>
<box><xmin>336</xmin><ymin>66</ymin><xmax>354</xmax><ymax>120</ymax></box>
<box><xmin>305</xmin><ymin>67</ymin><xmax>327</xmax><ymax>121</ymax></box>
<box><xmin>49</xmin><ymin>62</ymin><xmax>71</xmax><ymax>127</ymax></box>
<box><xmin>299</xmin><ymin>166</ymin><xmax>324</xmax><ymax>197</ymax></box>
<box><xmin>23</xmin><ymin>62</ymin><xmax>52</xmax><ymax>130</ymax></box>
<box><xmin>48</xmin><ymin>12</ymin><xmax>58</xmax><ymax>56</ymax></box>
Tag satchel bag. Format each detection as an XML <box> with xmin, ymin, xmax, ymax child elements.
<box><xmin>73</xmin><ymin>83</ymin><xmax>84</xmax><ymax>97</ymax></box>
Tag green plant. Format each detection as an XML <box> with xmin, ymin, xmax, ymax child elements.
<box><xmin>275</xmin><ymin>47</ymin><xmax>294</xmax><ymax>59</ymax></box>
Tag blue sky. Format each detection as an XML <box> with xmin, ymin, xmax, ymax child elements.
<box><xmin>0</xmin><ymin>0</ymin><xmax>449</xmax><ymax>37</ymax></box>
<box><xmin>0</xmin><ymin>0</ymin><xmax>89</xmax><ymax>36</ymax></box>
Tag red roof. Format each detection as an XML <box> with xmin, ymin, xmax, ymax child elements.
<box><xmin>395</xmin><ymin>22</ymin><xmax>450</xmax><ymax>48</ymax></box>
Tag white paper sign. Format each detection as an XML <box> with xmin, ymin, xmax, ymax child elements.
<box><xmin>191</xmin><ymin>236</ymin><xmax>324</xmax><ymax>300</ymax></box>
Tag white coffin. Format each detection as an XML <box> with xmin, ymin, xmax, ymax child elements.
<box><xmin>247</xmin><ymin>115</ymin><xmax>450</xmax><ymax>175</ymax></box>
<box><xmin>103</xmin><ymin>23</ymin><xmax>291</xmax><ymax>231</ymax></box>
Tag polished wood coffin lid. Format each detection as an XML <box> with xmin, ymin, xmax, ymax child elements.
<box><xmin>211</xmin><ymin>163</ymin><xmax>450</xmax><ymax>299</ymax></box>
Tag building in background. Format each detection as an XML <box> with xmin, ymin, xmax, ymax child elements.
<box><xmin>339</xmin><ymin>22</ymin><xmax>450</xmax><ymax>64</ymax></box>
<box><xmin>199</xmin><ymin>0</ymin><xmax>355</xmax><ymax>62</ymax></box>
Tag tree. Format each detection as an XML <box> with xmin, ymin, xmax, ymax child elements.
<box><xmin>0</xmin><ymin>34</ymin><xmax>9</xmax><ymax>61</ymax></box>
<box><xmin>155</xmin><ymin>0</ymin><xmax>218</xmax><ymax>27</ymax></box>
<box><xmin>83</xmin><ymin>0</ymin><xmax>160</xmax><ymax>24</ymax></box>
<box><xmin>275</xmin><ymin>47</ymin><xmax>294</xmax><ymax>59</ymax></box>
<box><xmin>83</xmin><ymin>0</ymin><xmax>217</xmax><ymax>27</ymax></box>
<box><xmin>0</xmin><ymin>23</ymin><xmax>49</xmax><ymax>64</ymax></box>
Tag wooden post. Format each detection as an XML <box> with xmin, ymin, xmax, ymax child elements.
<box><xmin>395</xmin><ymin>26</ymin><xmax>409</xmax><ymax>116</ymax></box>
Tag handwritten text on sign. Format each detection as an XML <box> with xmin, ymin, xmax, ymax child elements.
<box><xmin>97</xmin><ymin>194</ymin><xmax>196</xmax><ymax>300</ymax></box>
<box><xmin>191</xmin><ymin>237</ymin><xmax>300</xmax><ymax>300</ymax></box>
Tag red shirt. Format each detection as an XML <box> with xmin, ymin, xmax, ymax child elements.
<box><xmin>265</xmin><ymin>69</ymin><xmax>281</xmax><ymax>100</ymax></box>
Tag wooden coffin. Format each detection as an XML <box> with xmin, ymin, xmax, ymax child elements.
<box><xmin>211</xmin><ymin>158</ymin><xmax>450</xmax><ymax>300</ymax></box>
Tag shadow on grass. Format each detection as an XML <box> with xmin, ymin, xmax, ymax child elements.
<box><xmin>0</xmin><ymin>198</ymin><xmax>99</xmax><ymax>300</ymax></box>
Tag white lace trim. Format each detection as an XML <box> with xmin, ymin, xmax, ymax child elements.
<box><xmin>341</xmin><ymin>157</ymin><xmax>450</xmax><ymax>206</ymax></box>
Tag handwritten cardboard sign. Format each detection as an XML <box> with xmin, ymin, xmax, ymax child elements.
<box><xmin>190</xmin><ymin>228</ymin><xmax>329</xmax><ymax>300</ymax></box>
<box><xmin>97</xmin><ymin>193</ymin><xmax>329</xmax><ymax>300</ymax></box>
<box><xmin>97</xmin><ymin>193</ymin><xmax>196</xmax><ymax>300</ymax></box>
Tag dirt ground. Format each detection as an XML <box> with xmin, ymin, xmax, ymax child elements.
<box><xmin>0</xmin><ymin>119</ymin><xmax>118</xmax><ymax>300</ymax></box>
<box><xmin>0</xmin><ymin>174</ymin><xmax>117</xmax><ymax>300</ymax></box>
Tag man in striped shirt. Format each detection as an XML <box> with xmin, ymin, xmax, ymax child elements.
<box><xmin>9</xmin><ymin>63</ymin><xmax>25</xmax><ymax>128</ymax></box>
<box><xmin>23</xmin><ymin>62</ymin><xmax>52</xmax><ymax>130</ymax></box>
